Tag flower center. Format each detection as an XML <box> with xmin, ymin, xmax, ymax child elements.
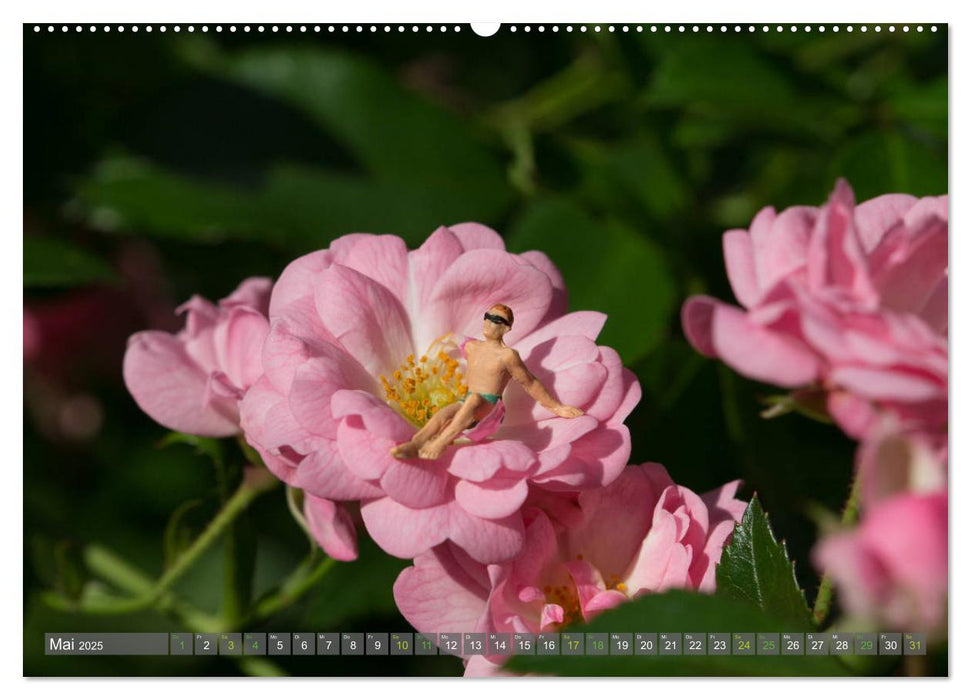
<box><xmin>543</xmin><ymin>582</ymin><xmax>582</xmax><ymax>626</ymax></box>
<box><xmin>380</xmin><ymin>335</ymin><xmax>467</xmax><ymax>428</ymax></box>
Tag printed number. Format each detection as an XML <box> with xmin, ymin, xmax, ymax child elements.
<box><xmin>276</xmin><ymin>640</ymin><xmax>284</xmax><ymax>651</ymax></box>
<box><xmin>374</xmin><ymin>640</ymin><xmax>382</xmax><ymax>650</ymax></box>
<box><xmin>543</xmin><ymin>640</ymin><xmax>556</xmax><ymax>650</ymax></box>
<box><xmin>836</xmin><ymin>640</ymin><xmax>849</xmax><ymax>651</ymax></box>
<box><xmin>909</xmin><ymin>640</ymin><xmax>922</xmax><ymax>651</ymax></box>
<box><xmin>762</xmin><ymin>640</ymin><xmax>775</xmax><ymax>651</ymax></box>
<box><xmin>203</xmin><ymin>641</ymin><xmax>210</xmax><ymax>650</ymax></box>
<box><xmin>567</xmin><ymin>640</ymin><xmax>579</xmax><ymax>651</ymax></box>
<box><xmin>885</xmin><ymin>640</ymin><xmax>898</xmax><ymax>651</ymax></box>
<box><xmin>495</xmin><ymin>640</ymin><xmax>506</xmax><ymax>651</ymax></box>
<box><xmin>325</xmin><ymin>640</ymin><xmax>332</xmax><ymax>650</ymax></box>
<box><xmin>445</xmin><ymin>640</ymin><xmax>458</xmax><ymax>651</ymax></box>
<box><xmin>228</xmin><ymin>640</ymin><xmax>235</xmax><ymax>651</ymax></box>
<box><xmin>593</xmin><ymin>640</ymin><xmax>605</xmax><ymax>650</ymax></box>
<box><xmin>786</xmin><ymin>640</ymin><xmax>799</xmax><ymax>651</ymax></box>
<box><xmin>179</xmin><ymin>641</ymin><xmax>185</xmax><ymax>650</ymax></box>
<box><xmin>396</xmin><ymin>640</ymin><xmax>410</xmax><ymax>651</ymax></box>
<box><xmin>688</xmin><ymin>640</ymin><xmax>701</xmax><ymax>651</ymax></box>
<box><xmin>300</xmin><ymin>641</ymin><xmax>309</xmax><ymax>651</ymax></box>
<box><xmin>811</xmin><ymin>640</ymin><xmax>824</xmax><ymax>650</ymax></box>
<box><xmin>713</xmin><ymin>640</ymin><xmax>727</xmax><ymax>651</ymax></box>
<box><xmin>350</xmin><ymin>640</ymin><xmax>358</xmax><ymax>650</ymax></box>
<box><xmin>617</xmin><ymin>640</ymin><xmax>629</xmax><ymax>651</ymax></box>
<box><xmin>520</xmin><ymin>640</ymin><xmax>532</xmax><ymax>650</ymax></box>
<box><xmin>737</xmin><ymin>640</ymin><xmax>751</xmax><ymax>651</ymax></box>
<box><xmin>860</xmin><ymin>640</ymin><xmax>873</xmax><ymax>651</ymax></box>
<box><xmin>664</xmin><ymin>640</ymin><xmax>675</xmax><ymax>650</ymax></box>
<box><xmin>639</xmin><ymin>639</ymin><xmax>655</xmax><ymax>651</ymax></box>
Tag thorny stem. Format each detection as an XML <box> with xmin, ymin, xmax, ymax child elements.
<box><xmin>812</xmin><ymin>471</ymin><xmax>863</xmax><ymax>627</ymax></box>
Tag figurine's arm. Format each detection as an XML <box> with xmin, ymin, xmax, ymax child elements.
<box><xmin>505</xmin><ymin>349</ymin><xmax>584</xmax><ymax>418</ymax></box>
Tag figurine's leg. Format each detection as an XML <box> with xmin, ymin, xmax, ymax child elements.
<box><xmin>418</xmin><ymin>397</ymin><xmax>484</xmax><ymax>459</ymax></box>
<box><xmin>390</xmin><ymin>402</ymin><xmax>461</xmax><ymax>459</ymax></box>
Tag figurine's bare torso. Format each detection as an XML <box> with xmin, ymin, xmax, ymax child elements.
<box><xmin>464</xmin><ymin>340</ymin><xmax>513</xmax><ymax>398</ymax></box>
<box><xmin>390</xmin><ymin>304</ymin><xmax>584</xmax><ymax>460</ymax></box>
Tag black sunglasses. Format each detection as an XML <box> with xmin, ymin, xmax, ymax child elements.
<box><xmin>484</xmin><ymin>312</ymin><xmax>511</xmax><ymax>327</ymax></box>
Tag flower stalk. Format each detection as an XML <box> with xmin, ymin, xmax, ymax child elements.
<box><xmin>812</xmin><ymin>472</ymin><xmax>862</xmax><ymax>627</ymax></box>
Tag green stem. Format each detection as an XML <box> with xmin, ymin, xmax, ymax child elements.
<box><xmin>812</xmin><ymin>472</ymin><xmax>863</xmax><ymax>627</ymax></box>
<box><xmin>153</xmin><ymin>467</ymin><xmax>277</xmax><ymax>599</ymax></box>
<box><xmin>83</xmin><ymin>544</ymin><xmax>223</xmax><ymax>630</ymax></box>
<box><xmin>80</xmin><ymin>543</ymin><xmax>284</xmax><ymax>675</ymax></box>
<box><xmin>248</xmin><ymin>554</ymin><xmax>336</xmax><ymax>624</ymax></box>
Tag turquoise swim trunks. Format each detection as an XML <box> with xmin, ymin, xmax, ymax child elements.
<box><xmin>463</xmin><ymin>392</ymin><xmax>501</xmax><ymax>405</ymax></box>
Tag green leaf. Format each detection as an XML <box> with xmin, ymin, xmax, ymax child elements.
<box><xmin>24</xmin><ymin>236</ymin><xmax>117</xmax><ymax>288</ymax></box>
<box><xmin>507</xmin><ymin>199</ymin><xmax>676</xmax><ymax>365</ymax></box>
<box><xmin>506</xmin><ymin>590</ymin><xmax>847</xmax><ymax>676</ymax></box>
<box><xmin>181</xmin><ymin>43</ymin><xmax>513</xmax><ymax>222</ymax></box>
<box><xmin>74</xmin><ymin>157</ymin><xmax>508</xmax><ymax>250</ymax></box>
<box><xmin>159</xmin><ymin>432</ymin><xmax>226</xmax><ymax>469</ymax></box>
<box><xmin>572</xmin><ymin>134</ymin><xmax>691</xmax><ymax>221</ymax></box>
<box><xmin>73</xmin><ymin>156</ymin><xmax>271</xmax><ymax>243</ymax></box>
<box><xmin>645</xmin><ymin>38</ymin><xmax>857</xmax><ymax>139</ymax></box>
<box><xmin>716</xmin><ymin>496</ymin><xmax>814</xmax><ymax>629</ymax></box>
<box><xmin>259</xmin><ymin>164</ymin><xmax>506</xmax><ymax>248</ymax></box>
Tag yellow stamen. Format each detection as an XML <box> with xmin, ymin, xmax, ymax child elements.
<box><xmin>380</xmin><ymin>334</ymin><xmax>467</xmax><ymax>427</ymax></box>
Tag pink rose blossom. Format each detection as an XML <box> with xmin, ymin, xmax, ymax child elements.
<box><xmin>393</xmin><ymin>463</ymin><xmax>746</xmax><ymax>674</ymax></box>
<box><xmin>813</xmin><ymin>491</ymin><xmax>947</xmax><ymax>635</ymax></box>
<box><xmin>124</xmin><ymin>277</ymin><xmax>357</xmax><ymax>562</ymax></box>
<box><xmin>682</xmin><ymin>180</ymin><xmax>947</xmax><ymax>445</ymax></box>
<box><xmin>240</xmin><ymin>224</ymin><xmax>640</xmax><ymax>564</ymax></box>
<box><xmin>124</xmin><ymin>278</ymin><xmax>272</xmax><ymax>437</ymax></box>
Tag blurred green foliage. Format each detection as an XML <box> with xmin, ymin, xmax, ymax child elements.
<box><xmin>24</xmin><ymin>24</ymin><xmax>946</xmax><ymax>676</ymax></box>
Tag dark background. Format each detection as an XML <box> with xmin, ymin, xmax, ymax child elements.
<box><xmin>23</xmin><ymin>23</ymin><xmax>947</xmax><ymax>676</ymax></box>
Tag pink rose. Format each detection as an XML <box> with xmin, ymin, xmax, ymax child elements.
<box><xmin>813</xmin><ymin>491</ymin><xmax>947</xmax><ymax>635</ymax></box>
<box><xmin>682</xmin><ymin>180</ymin><xmax>947</xmax><ymax>444</ymax></box>
<box><xmin>393</xmin><ymin>463</ymin><xmax>746</xmax><ymax>673</ymax></box>
<box><xmin>124</xmin><ymin>278</ymin><xmax>272</xmax><ymax>437</ymax></box>
<box><xmin>124</xmin><ymin>277</ymin><xmax>358</xmax><ymax>562</ymax></box>
<box><xmin>240</xmin><ymin>224</ymin><xmax>640</xmax><ymax>564</ymax></box>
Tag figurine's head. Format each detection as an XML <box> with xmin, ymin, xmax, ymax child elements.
<box><xmin>483</xmin><ymin>303</ymin><xmax>514</xmax><ymax>339</ymax></box>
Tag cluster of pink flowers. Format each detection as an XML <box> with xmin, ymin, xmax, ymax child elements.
<box><xmin>395</xmin><ymin>463</ymin><xmax>746</xmax><ymax>675</ymax></box>
<box><xmin>123</xmin><ymin>222</ymin><xmax>745</xmax><ymax>644</ymax></box>
<box><xmin>123</xmin><ymin>179</ymin><xmax>948</xmax><ymax>670</ymax></box>
<box><xmin>682</xmin><ymin>180</ymin><xmax>948</xmax><ymax>636</ymax></box>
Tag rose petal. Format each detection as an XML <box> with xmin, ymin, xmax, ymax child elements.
<box><xmin>304</xmin><ymin>495</ymin><xmax>358</xmax><ymax>561</ymax></box>
<box><xmin>448</xmin><ymin>505</ymin><xmax>525</xmax><ymax>564</ymax></box>
<box><xmin>455</xmin><ymin>477</ymin><xmax>530</xmax><ymax>519</ymax></box>
<box><xmin>314</xmin><ymin>264</ymin><xmax>414</xmax><ymax>377</ymax></box>
<box><xmin>360</xmin><ymin>497</ymin><xmax>451</xmax><ymax>559</ymax></box>
<box><xmin>124</xmin><ymin>331</ymin><xmax>239</xmax><ymax>436</ymax></box>
<box><xmin>394</xmin><ymin>544</ymin><xmax>491</xmax><ymax>635</ymax></box>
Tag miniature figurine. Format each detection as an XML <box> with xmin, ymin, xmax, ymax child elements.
<box><xmin>390</xmin><ymin>304</ymin><xmax>585</xmax><ymax>460</ymax></box>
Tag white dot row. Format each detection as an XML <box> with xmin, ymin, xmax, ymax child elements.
<box><xmin>31</xmin><ymin>24</ymin><xmax>939</xmax><ymax>34</ymax></box>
